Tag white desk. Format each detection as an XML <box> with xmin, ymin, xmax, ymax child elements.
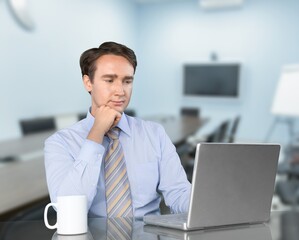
<box><xmin>0</xmin><ymin>211</ymin><xmax>298</xmax><ymax>239</ymax></box>
<box><xmin>146</xmin><ymin>115</ymin><xmax>207</xmax><ymax>147</ymax></box>
<box><xmin>0</xmin><ymin>156</ymin><xmax>48</xmax><ymax>215</ymax></box>
<box><xmin>0</xmin><ymin>131</ymin><xmax>54</xmax><ymax>215</ymax></box>
<box><xmin>0</xmin><ymin>130</ymin><xmax>54</xmax><ymax>160</ymax></box>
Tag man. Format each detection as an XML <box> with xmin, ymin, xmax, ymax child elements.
<box><xmin>44</xmin><ymin>41</ymin><xmax>191</xmax><ymax>218</ymax></box>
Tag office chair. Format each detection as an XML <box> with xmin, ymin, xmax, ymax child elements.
<box><xmin>275</xmin><ymin>146</ymin><xmax>299</xmax><ymax>209</ymax></box>
<box><xmin>177</xmin><ymin>107</ymin><xmax>200</xmax><ymax>169</ymax></box>
<box><xmin>124</xmin><ymin>109</ymin><xmax>136</xmax><ymax>117</ymax></box>
<box><xmin>184</xmin><ymin>119</ymin><xmax>230</xmax><ymax>182</ymax></box>
<box><xmin>20</xmin><ymin>117</ymin><xmax>56</xmax><ymax>135</ymax></box>
<box><xmin>176</xmin><ymin>107</ymin><xmax>200</xmax><ymax>157</ymax></box>
<box><xmin>227</xmin><ymin>115</ymin><xmax>241</xmax><ymax>143</ymax></box>
<box><xmin>180</xmin><ymin>107</ymin><xmax>200</xmax><ymax>117</ymax></box>
<box><xmin>78</xmin><ymin>112</ymin><xmax>86</xmax><ymax>120</ymax></box>
<box><xmin>280</xmin><ymin>211</ymin><xmax>299</xmax><ymax>240</ymax></box>
<box><xmin>209</xmin><ymin>120</ymin><xmax>230</xmax><ymax>143</ymax></box>
<box><xmin>188</xmin><ymin>118</ymin><xmax>231</xmax><ymax>145</ymax></box>
<box><xmin>276</xmin><ymin>180</ymin><xmax>299</xmax><ymax>205</ymax></box>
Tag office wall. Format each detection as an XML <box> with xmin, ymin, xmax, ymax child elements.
<box><xmin>1</xmin><ymin>0</ymin><xmax>299</xmax><ymax>144</ymax></box>
<box><xmin>0</xmin><ymin>0</ymin><xmax>137</xmax><ymax>140</ymax></box>
<box><xmin>134</xmin><ymin>0</ymin><xmax>299</xmax><ymax>143</ymax></box>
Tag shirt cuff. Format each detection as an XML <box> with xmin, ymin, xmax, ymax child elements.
<box><xmin>77</xmin><ymin>139</ymin><xmax>105</xmax><ymax>164</ymax></box>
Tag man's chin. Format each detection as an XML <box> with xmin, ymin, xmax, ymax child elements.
<box><xmin>111</xmin><ymin>106</ymin><xmax>125</xmax><ymax>114</ymax></box>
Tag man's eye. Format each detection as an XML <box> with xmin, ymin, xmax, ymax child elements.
<box><xmin>104</xmin><ymin>79</ymin><xmax>113</xmax><ymax>83</ymax></box>
<box><xmin>125</xmin><ymin>80</ymin><xmax>132</xmax><ymax>84</ymax></box>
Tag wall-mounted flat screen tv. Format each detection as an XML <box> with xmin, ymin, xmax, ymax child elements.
<box><xmin>183</xmin><ymin>63</ymin><xmax>240</xmax><ymax>98</ymax></box>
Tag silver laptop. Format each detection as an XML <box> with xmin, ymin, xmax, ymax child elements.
<box><xmin>143</xmin><ymin>143</ymin><xmax>280</xmax><ymax>231</ymax></box>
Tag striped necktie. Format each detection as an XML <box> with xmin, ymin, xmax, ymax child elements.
<box><xmin>105</xmin><ymin>127</ymin><xmax>133</xmax><ymax>217</ymax></box>
<box><xmin>107</xmin><ymin>217</ymin><xmax>133</xmax><ymax>240</ymax></box>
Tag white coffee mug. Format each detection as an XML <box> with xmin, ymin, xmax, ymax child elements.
<box><xmin>44</xmin><ymin>195</ymin><xmax>88</xmax><ymax>235</ymax></box>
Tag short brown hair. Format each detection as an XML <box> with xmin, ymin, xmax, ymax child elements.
<box><xmin>79</xmin><ymin>41</ymin><xmax>137</xmax><ymax>82</ymax></box>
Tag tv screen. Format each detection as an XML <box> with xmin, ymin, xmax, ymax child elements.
<box><xmin>183</xmin><ymin>63</ymin><xmax>240</xmax><ymax>98</ymax></box>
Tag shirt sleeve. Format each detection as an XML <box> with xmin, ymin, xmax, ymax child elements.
<box><xmin>44</xmin><ymin>133</ymin><xmax>105</xmax><ymax>210</ymax></box>
<box><xmin>157</xmin><ymin>125</ymin><xmax>191</xmax><ymax>213</ymax></box>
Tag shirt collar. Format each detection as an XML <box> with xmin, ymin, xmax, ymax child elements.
<box><xmin>83</xmin><ymin>108</ymin><xmax>131</xmax><ymax>137</ymax></box>
<box><xmin>116</xmin><ymin>113</ymin><xmax>131</xmax><ymax>137</ymax></box>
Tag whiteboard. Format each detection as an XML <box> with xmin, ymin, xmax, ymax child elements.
<box><xmin>272</xmin><ymin>64</ymin><xmax>299</xmax><ymax>117</ymax></box>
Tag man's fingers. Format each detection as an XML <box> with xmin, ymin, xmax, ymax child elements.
<box><xmin>94</xmin><ymin>105</ymin><xmax>123</xmax><ymax>130</ymax></box>
<box><xmin>112</xmin><ymin>114</ymin><xmax>122</xmax><ymax>128</ymax></box>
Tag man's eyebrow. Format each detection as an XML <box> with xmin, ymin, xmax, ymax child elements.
<box><xmin>101</xmin><ymin>74</ymin><xmax>133</xmax><ymax>79</ymax></box>
<box><xmin>101</xmin><ymin>74</ymin><xmax>117</xmax><ymax>79</ymax></box>
<box><xmin>123</xmin><ymin>76</ymin><xmax>134</xmax><ymax>80</ymax></box>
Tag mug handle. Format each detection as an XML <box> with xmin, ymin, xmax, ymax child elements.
<box><xmin>44</xmin><ymin>203</ymin><xmax>58</xmax><ymax>229</ymax></box>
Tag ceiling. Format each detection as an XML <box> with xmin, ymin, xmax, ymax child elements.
<box><xmin>134</xmin><ymin>0</ymin><xmax>185</xmax><ymax>3</ymax></box>
<box><xmin>133</xmin><ymin>0</ymin><xmax>244</xmax><ymax>10</ymax></box>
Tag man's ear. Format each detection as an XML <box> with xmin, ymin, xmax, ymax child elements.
<box><xmin>83</xmin><ymin>75</ymin><xmax>92</xmax><ymax>93</ymax></box>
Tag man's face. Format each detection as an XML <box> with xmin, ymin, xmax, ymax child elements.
<box><xmin>83</xmin><ymin>54</ymin><xmax>134</xmax><ymax>115</ymax></box>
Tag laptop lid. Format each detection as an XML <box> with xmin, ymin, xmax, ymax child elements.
<box><xmin>187</xmin><ymin>143</ymin><xmax>280</xmax><ymax>229</ymax></box>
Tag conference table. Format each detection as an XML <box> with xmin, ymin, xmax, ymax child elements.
<box><xmin>0</xmin><ymin>115</ymin><xmax>206</xmax><ymax>216</ymax></box>
<box><xmin>146</xmin><ymin>115</ymin><xmax>207</xmax><ymax>147</ymax></box>
<box><xmin>0</xmin><ymin>210</ymin><xmax>298</xmax><ymax>239</ymax></box>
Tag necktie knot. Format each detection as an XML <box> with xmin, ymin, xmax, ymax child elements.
<box><xmin>107</xmin><ymin>127</ymin><xmax>120</xmax><ymax>140</ymax></box>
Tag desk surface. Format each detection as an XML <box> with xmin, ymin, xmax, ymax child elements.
<box><xmin>0</xmin><ymin>115</ymin><xmax>206</xmax><ymax>215</ymax></box>
<box><xmin>0</xmin><ymin>211</ymin><xmax>298</xmax><ymax>240</ymax></box>
<box><xmin>145</xmin><ymin>115</ymin><xmax>208</xmax><ymax>147</ymax></box>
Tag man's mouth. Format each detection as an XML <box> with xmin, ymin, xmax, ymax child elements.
<box><xmin>111</xmin><ymin>100</ymin><xmax>125</xmax><ymax>106</ymax></box>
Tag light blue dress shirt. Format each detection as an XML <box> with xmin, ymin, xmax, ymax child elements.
<box><xmin>44</xmin><ymin>110</ymin><xmax>191</xmax><ymax>218</ymax></box>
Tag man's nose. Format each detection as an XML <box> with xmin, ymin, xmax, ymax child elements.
<box><xmin>114</xmin><ymin>82</ymin><xmax>125</xmax><ymax>95</ymax></box>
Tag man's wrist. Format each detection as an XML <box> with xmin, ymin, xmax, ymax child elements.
<box><xmin>87</xmin><ymin>127</ymin><xmax>105</xmax><ymax>144</ymax></box>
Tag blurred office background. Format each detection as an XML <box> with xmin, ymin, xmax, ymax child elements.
<box><xmin>1</xmin><ymin>0</ymin><xmax>299</xmax><ymax>235</ymax></box>
<box><xmin>0</xmin><ymin>0</ymin><xmax>299</xmax><ymax>143</ymax></box>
